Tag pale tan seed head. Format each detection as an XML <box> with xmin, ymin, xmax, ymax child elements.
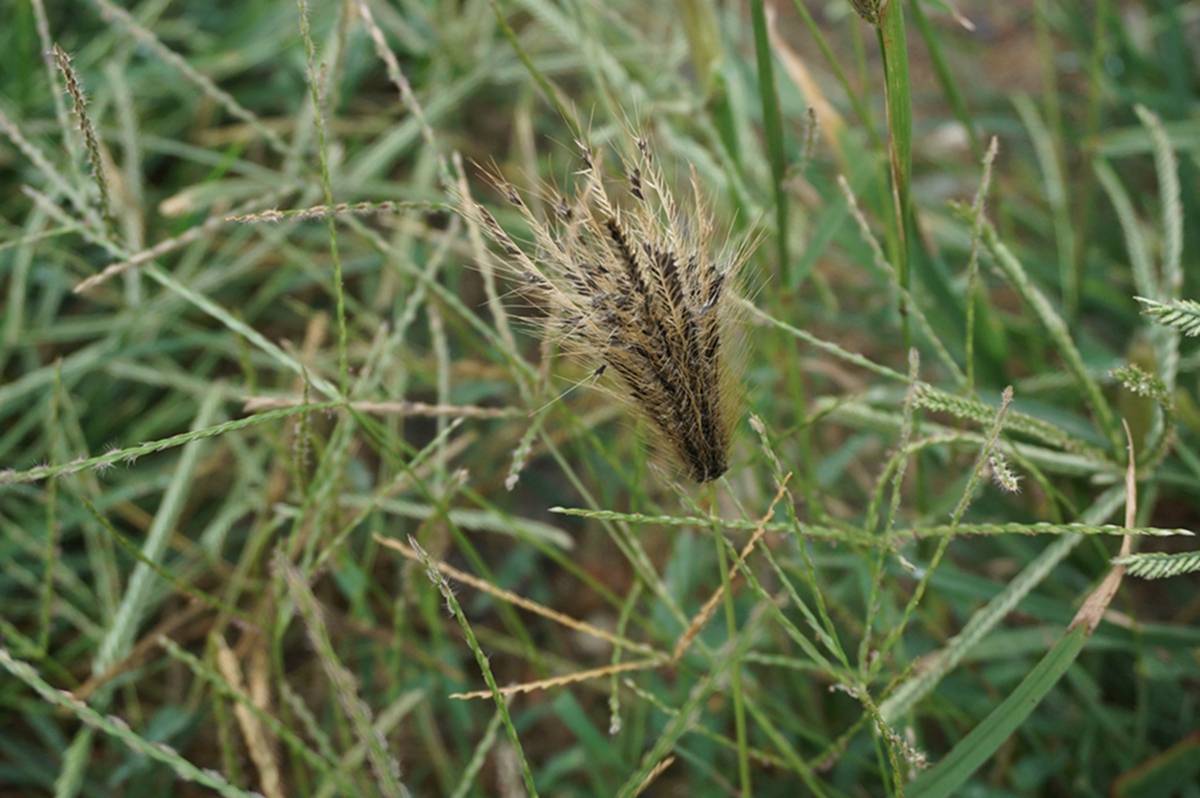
<box><xmin>460</xmin><ymin>134</ymin><xmax>748</xmax><ymax>482</ymax></box>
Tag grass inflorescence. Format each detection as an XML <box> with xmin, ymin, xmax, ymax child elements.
<box><xmin>463</xmin><ymin>136</ymin><xmax>747</xmax><ymax>482</ymax></box>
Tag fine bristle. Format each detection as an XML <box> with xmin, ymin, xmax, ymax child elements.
<box><xmin>460</xmin><ymin>134</ymin><xmax>745</xmax><ymax>482</ymax></box>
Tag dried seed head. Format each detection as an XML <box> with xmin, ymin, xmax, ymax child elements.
<box><xmin>460</xmin><ymin>134</ymin><xmax>748</xmax><ymax>482</ymax></box>
<box><xmin>987</xmin><ymin>453</ymin><xmax>1021</xmax><ymax>493</ymax></box>
<box><xmin>848</xmin><ymin>0</ymin><xmax>885</xmax><ymax>25</ymax></box>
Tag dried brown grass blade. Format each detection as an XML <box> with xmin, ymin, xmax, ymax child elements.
<box><xmin>633</xmin><ymin>755</ymin><xmax>676</xmax><ymax>797</ymax></box>
<box><xmin>244</xmin><ymin>396</ymin><xmax>519</xmax><ymax>419</ymax></box>
<box><xmin>449</xmin><ymin>658</ymin><xmax>661</xmax><ymax>701</ymax></box>
<box><xmin>214</xmin><ymin>635</ymin><xmax>285</xmax><ymax>798</ymax></box>
<box><xmin>374</xmin><ymin>536</ymin><xmax>665</xmax><ymax>660</ymax></box>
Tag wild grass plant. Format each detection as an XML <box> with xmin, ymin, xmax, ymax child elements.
<box><xmin>1</xmin><ymin>1</ymin><xmax>1199</xmax><ymax>796</ymax></box>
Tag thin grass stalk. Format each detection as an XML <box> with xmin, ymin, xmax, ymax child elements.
<box><xmin>0</xmin><ymin>401</ymin><xmax>340</xmax><ymax>486</ymax></box>
<box><xmin>32</xmin><ymin>0</ymin><xmax>80</xmax><ymax>171</ymax></box>
<box><xmin>740</xmin><ymin>695</ymin><xmax>829</xmax><ymax>795</ymax></box>
<box><xmin>872</xmin><ymin>387</ymin><xmax>1015</xmax><ymax>674</ymax></box>
<box><xmin>22</xmin><ymin>183</ymin><xmax>345</xmax><ymax>403</ymax></box>
<box><xmin>1069</xmin><ymin>0</ymin><xmax>1111</xmax><ymax>288</ymax></box>
<box><xmin>1013</xmin><ymin>93</ymin><xmax>1075</xmax><ymax>318</ymax></box>
<box><xmin>1033</xmin><ymin>0</ymin><xmax>1076</xmax><ymax>316</ymax></box>
<box><xmin>608</xmin><ymin>580</ymin><xmax>643</xmax><ymax>735</ymax></box>
<box><xmin>310</xmin><ymin>691</ymin><xmax>426</xmax><ymax>798</ymax></box>
<box><xmin>453</xmin><ymin>152</ymin><xmax>519</xmax><ymax>359</ymax></box>
<box><xmin>965</xmin><ymin>138</ymin><xmax>999</xmax><ymax>392</ymax></box>
<box><xmin>449</xmin><ymin>710</ymin><xmax>504</xmax><ymax>798</ymax></box>
<box><xmin>487</xmin><ymin>0</ymin><xmax>581</xmax><ymax>138</ymax></box>
<box><xmin>750</xmin><ymin>0</ymin><xmax>790</xmax><ymax>283</ymax></box>
<box><xmin>855</xmin><ymin>683</ymin><xmax>925</xmax><ymax>787</ymax></box>
<box><xmin>0</xmin><ymin>107</ymin><xmax>103</xmax><ymax>232</ymax></box>
<box><xmin>277</xmin><ymin>553</ymin><xmax>410</xmax><ymax>798</ymax></box>
<box><xmin>707</xmin><ymin>502</ymin><xmax>844</xmax><ymax>679</ymax></box>
<box><xmin>838</xmin><ymin>177</ymin><xmax>964</xmax><ymax>384</ymax></box>
<box><xmin>705</xmin><ymin>485</ymin><xmax>751</xmax><ymax>796</ymax></box>
<box><xmin>788</xmin><ymin>0</ymin><xmax>880</xmax><ymax>148</ymax></box>
<box><xmin>623</xmin><ymin>678</ymin><xmax>805</xmax><ymax>773</ymax></box>
<box><xmin>354</xmin><ymin>0</ymin><xmax>449</xmax><ymax>184</ymax></box>
<box><xmin>278</xmin><ymin>680</ymin><xmax>342</xmax><ymax>770</ymax></box>
<box><xmin>81</xmin><ymin>498</ymin><xmax>254</xmax><ymax>624</ymax></box>
<box><xmin>973</xmin><ymin>215</ymin><xmax>1122</xmax><ymax>454</ymax></box>
<box><xmin>745</xmin><ymin>421</ymin><xmax>851</xmax><ymax>667</ymax></box>
<box><xmin>1135</xmin><ymin>104</ymin><xmax>1184</xmax><ymax>395</ymax></box>
<box><xmin>297</xmin><ymin>0</ymin><xmax>350</xmax><ymax>393</ymax></box>
<box><xmin>407</xmin><ymin>537</ymin><xmax>540</xmax><ymax>797</ymax></box>
<box><xmin>860</xmin><ymin>350</ymin><xmax>920</xmax><ymax>673</ymax></box>
<box><xmin>877</xmin><ymin>0</ymin><xmax>914</xmax><ymax>348</ymax></box>
<box><xmin>614</xmin><ymin>603</ymin><xmax>772</xmax><ymax>798</ymax></box>
<box><xmin>74</xmin><ymin>186</ymin><xmax>297</xmax><ymax>293</ymax></box>
<box><xmin>38</xmin><ymin>362</ymin><xmax>65</xmax><ymax>655</ymax></box>
<box><xmin>92</xmin><ymin>389</ymin><xmax>222</xmax><ymax>675</ymax></box>
<box><xmin>375</xmin><ymin>536</ymin><xmax>662</xmax><ymax>658</ymax></box>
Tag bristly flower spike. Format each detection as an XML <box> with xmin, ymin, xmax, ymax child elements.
<box><xmin>461</xmin><ymin>133</ymin><xmax>748</xmax><ymax>482</ymax></box>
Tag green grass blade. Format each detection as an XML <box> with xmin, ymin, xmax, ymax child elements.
<box><xmin>297</xmin><ymin>0</ymin><xmax>349</xmax><ymax>393</ymax></box>
<box><xmin>1013</xmin><ymin>93</ymin><xmax>1076</xmax><ymax>318</ymax></box>
<box><xmin>908</xmin><ymin>623</ymin><xmax>1089</xmax><ymax>798</ymax></box>
<box><xmin>907</xmin><ymin>0</ymin><xmax>978</xmax><ymax>157</ymax></box>
<box><xmin>93</xmin><ymin>388</ymin><xmax>223</xmax><ymax>673</ymax></box>
<box><xmin>1134</xmin><ymin>104</ymin><xmax>1183</xmax><ymax>298</ymax></box>
<box><xmin>877</xmin><ymin>0</ymin><xmax>913</xmax><ymax>347</ymax></box>
<box><xmin>1095</xmin><ymin>159</ymin><xmax>1156</xmax><ymax>300</ymax></box>
<box><xmin>749</xmin><ymin>0</ymin><xmax>790</xmax><ymax>284</ymax></box>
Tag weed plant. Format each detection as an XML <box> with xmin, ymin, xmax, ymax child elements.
<box><xmin>1</xmin><ymin>2</ymin><xmax>1199</xmax><ymax>796</ymax></box>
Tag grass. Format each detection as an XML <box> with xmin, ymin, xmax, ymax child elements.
<box><xmin>2</xmin><ymin>1</ymin><xmax>1200</xmax><ymax>796</ymax></box>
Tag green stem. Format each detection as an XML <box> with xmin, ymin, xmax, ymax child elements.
<box><xmin>708</xmin><ymin>484</ymin><xmax>752</xmax><ymax>797</ymax></box>
<box><xmin>877</xmin><ymin>1</ymin><xmax>913</xmax><ymax>349</ymax></box>
<box><xmin>749</xmin><ymin>0</ymin><xmax>790</xmax><ymax>284</ymax></box>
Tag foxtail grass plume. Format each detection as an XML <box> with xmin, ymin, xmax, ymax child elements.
<box><xmin>463</xmin><ymin>135</ymin><xmax>747</xmax><ymax>482</ymax></box>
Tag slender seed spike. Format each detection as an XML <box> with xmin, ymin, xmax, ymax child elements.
<box><xmin>629</xmin><ymin>167</ymin><xmax>645</xmax><ymax>200</ymax></box>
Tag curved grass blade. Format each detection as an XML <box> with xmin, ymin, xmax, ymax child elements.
<box><xmin>907</xmin><ymin>624</ymin><xmax>1088</xmax><ymax>798</ymax></box>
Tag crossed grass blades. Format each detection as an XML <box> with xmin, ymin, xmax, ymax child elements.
<box><xmin>462</xmin><ymin>136</ymin><xmax>748</xmax><ymax>482</ymax></box>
